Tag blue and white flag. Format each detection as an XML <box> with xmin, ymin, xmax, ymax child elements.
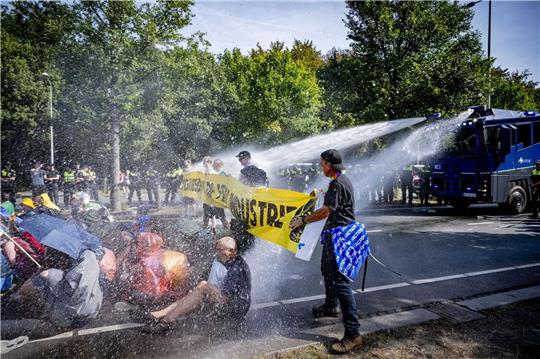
<box><xmin>324</xmin><ymin>221</ymin><xmax>369</xmax><ymax>281</ymax></box>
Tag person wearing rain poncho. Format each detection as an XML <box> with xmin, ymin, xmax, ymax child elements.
<box><xmin>140</xmin><ymin>236</ymin><xmax>251</xmax><ymax>333</ymax></box>
<box><xmin>1</xmin><ymin>247</ymin><xmax>103</xmax><ymax>340</ymax></box>
<box><xmin>116</xmin><ymin>232</ymin><xmax>190</xmax><ymax>308</ymax></box>
<box><xmin>290</xmin><ymin>149</ymin><xmax>368</xmax><ymax>354</ymax></box>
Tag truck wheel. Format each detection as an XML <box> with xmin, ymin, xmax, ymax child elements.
<box><xmin>449</xmin><ymin>199</ymin><xmax>470</xmax><ymax>209</ymax></box>
<box><xmin>507</xmin><ymin>186</ymin><xmax>527</xmax><ymax>214</ymax></box>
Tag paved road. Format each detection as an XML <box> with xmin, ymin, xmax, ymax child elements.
<box><xmin>5</xmin><ymin>205</ymin><xmax>540</xmax><ymax>358</ymax></box>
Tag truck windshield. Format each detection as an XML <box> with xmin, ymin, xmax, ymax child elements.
<box><xmin>443</xmin><ymin>127</ymin><xmax>478</xmax><ymax>157</ymax></box>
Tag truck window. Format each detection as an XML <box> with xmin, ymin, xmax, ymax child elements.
<box><xmin>516</xmin><ymin>124</ymin><xmax>532</xmax><ymax>148</ymax></box>
<box><xmin>487</xmin><ymin>126</ymin><xmax>512</xmax><ymax>162</ymax></box>
<box><xmin>444</xmin><ymin>127</ymin><xmax>477</xmax><ymax>157</ymax></box>
<box><xmin>534</xmin><ymin>122</ymin><xmax>540</xmax><ymax>145</ymax></box>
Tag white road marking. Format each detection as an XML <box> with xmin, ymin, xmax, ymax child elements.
<box><xmin>359</xmin><ymin>282</ymin><xmax>410</xmax><ymax>292</ymax></box>
<box><xmin>250</xmin><ymin>301</ymin><xmax>281</xmax><ymax>310</ymax></box>
<box><xmin>30</xmin><ymin>323</ymin><xmax>144</xmax><ymax>343</ymax></box>
<box><xmin>411</xmin><ymin>274</ymin><xmax>467</xmax><ymax>284</ymax></box>
<box><xmin>465</xmin><ymin>266</ymin><xmax>516</xmax><ymax>277</ymax></box>
<box><xmin>466</xmin><ymin>221</ymin><xmax>494</xmax><ymax>226</ymax></box>
<box><xmin>280</xmin><ymin>294</ymin><xmax>326</xmax><ymax>304</ymax></box>
<box><xmin>368</xmin><ymin>229</ymin><xmax>383</xmax><ymax>233</ymax></box>
<box><xmin>24</xmin><ymin>262</ymin><xmax>540</xmax><ymax>345</ymax></box>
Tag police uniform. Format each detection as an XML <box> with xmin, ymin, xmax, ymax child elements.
<box><xmin>164</xmin><ymin>167</ymin><xmax>183</xmax><ymax>204</ymax></box>
<box><xmin>144</xmin><ymin>169</ymin><xmax>160</xmax><ymax>204</ymax></box>
<box><xmin>63</xmin><ymin>169</ymin><xmax>76</xmax><ymax>206</ymax></box>
<box><xmin>87</xmin><ymin>168</ymin><xmax>99</xmax><ymax>201</ymax></box>
<box><xmin>400</xmin><ymin>165</ymin><xmax>413</xmax><ymax>205</ymax></box>
<box><xmin>127</xmin><ymin>169</ymin><xmax>142</xmax><ymax>204</ymax></box>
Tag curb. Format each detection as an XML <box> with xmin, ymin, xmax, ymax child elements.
<box><xmin>260</xmin><ymin>284</ymin><xmax>540</xmax><ymax>358</ymax></box>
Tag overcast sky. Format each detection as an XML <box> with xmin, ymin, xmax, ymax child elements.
<box><xmin>183</xmin><ymin>0</ymin><xmax>539</xmax><ymax>84</ymax></box>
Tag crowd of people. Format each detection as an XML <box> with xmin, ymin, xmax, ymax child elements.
<box><xmin>1</xmin><ymin>148</ymin><xmax>370</xmax><ymax>355</ymax></box>
<box><xmin>0</xmin><ymin>195</ymin><xmax>252</xmax><ymax>343</ymax></box>
<box><xmin>0</xmin><ymin>150</ymin><xmax>272</xmax><ymax>346</ymax></box>
<box><xmin>4</xmin><ymin>148</ymin><xmax>490</xmax><ymax>354</ymax></box>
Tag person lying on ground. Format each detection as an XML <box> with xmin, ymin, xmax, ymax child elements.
<box><xmin>142</xmin><ymin>236</ymin><xmax>251</xmax><ymax>332</ymax></box>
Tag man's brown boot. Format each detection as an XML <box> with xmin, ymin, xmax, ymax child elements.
<box><xmin>331</xmin><ymin>335</ymin><xmax>363</xmax><ymax>354</ymax></box>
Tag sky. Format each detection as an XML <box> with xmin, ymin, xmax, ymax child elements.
<box><xmin>183</xmin><ymin>0</ymin><xmax>540</xmax><ymax>84</ymax></box>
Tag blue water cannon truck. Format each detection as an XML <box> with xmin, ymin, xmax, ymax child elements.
<box><xmin>430</xmin><ymin>106</ymin><xmax>539</xmax><ymax>213</ymax></box>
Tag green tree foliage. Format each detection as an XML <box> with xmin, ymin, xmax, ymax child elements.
<box><xmin>1</xmin><ymin>1</ymin><xmax>75</xmax><ymax>171</ymax></box>
<box><xmin>321</xmin><ymin>0</ymin><xmax>491</xmax><ymax>123</ymax></box>
<box><xmin>290</xmin><ymin>39</ymin><xmax>323</xmax><ymax>71</ymax></box>
<box><xmin>219</xmin><ymin>42</ymin><xmax>325</xmax><ymax>146</ymax></box>
<box><xmin>491</xmin><ymin>68</ymin><xmax>539</xmax><ymax>111</ymax></box>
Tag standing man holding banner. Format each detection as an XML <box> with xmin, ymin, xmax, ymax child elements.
<box><xmin>290</xmin><ymin>149</ymin><xmax>364</xmax><ymax>354</ymax></box>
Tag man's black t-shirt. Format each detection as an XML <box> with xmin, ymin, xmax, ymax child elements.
<box><xmin>222</xmin><ymin>256</ymin><xmax>251</xmax><ymax>316</ymax></box>
<box><xmin>46</xmin><ymin>170</ymin><xmax>59</xmax><ymax>185</ymax></box>
<box><xmin>323</xmin><ymin>173</ymin><xmax>355</xmax><ymax>230</ymax></box>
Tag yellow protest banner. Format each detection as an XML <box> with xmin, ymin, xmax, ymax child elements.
<box><xmin>180</xmin><ymin>172</ymin><xmax>316</xmax><ymax>253</ymax></box>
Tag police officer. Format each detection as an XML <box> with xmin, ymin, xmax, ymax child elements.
<box><xmin>530</xmin><ymin>160</ymin><xmax>540</xmax><ymax>218</ymax></box>
<box><xmin>144</xmin><ymin>165</ymin><xmax>160</xmax><ymax>206</ymax></box>
<box><xmin>75</xmin><ymin>163</ymin><xmax>87</xmax><ymax>192</ymax></box>
<box><xmin>1</xmin><ymin>163</ymin><xmax>17</xmax><ymax>202</ymax></box>
<box><xmin>164</xmin><ymin>165</ymin><xmax>183</xmax><ymax>205</ymax></box>
<box><xmin>63</xmin><ymin>165</ymin><xmax>77</xmax><ymax>206</ymax></box>
<box><xmin>127</xmin><ymin>167</ymin><xmax>142</xmax><ymax>205</ymax></box>
<box><xmin>400</xmin><ymin>164</ymin><xmax>413</xmax><ymax>205</ymax></box>
<box><xmin>44</xmin><ymin>164</ymin><xmax>60</xmax><ymax>204</ymax></box>
<box><xmin>87</xmin><ymin>166</ymin><xmax>99</xmax><ymax>201</ymax></box>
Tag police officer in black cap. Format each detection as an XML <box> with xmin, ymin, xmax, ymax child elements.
<box><xmin>236</xmin><ymin>150</ymin><xmax>268</xmax><ymax>187</ymax></box>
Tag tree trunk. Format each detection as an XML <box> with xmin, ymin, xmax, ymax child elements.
<box><xmin>110</xmin><ymin>102</ymin><xmax>122</xmax><ymax>212</ymax></box>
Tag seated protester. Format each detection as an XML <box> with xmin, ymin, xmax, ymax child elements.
<box><xmin>15</xmin><ymin>197</ymin><xmax>37</xmax><ymax>217</ymax></box>
<box><xmin>117</xmin><ymin>232</ymin><xmax>190</xmax><ymax>309</ymax></box>
<box><xmin>1</xmin><ymin>192</ymin><xmax>15</xmax><ymax>216</ymax></box>
<box><xmin>32</xmin><ymin>194</ymin><xmax>62</xmax><ymax>218</ymax></box>
<box><xmin>1</xmin><ymin>251</ymin><xmax>14</xmax><ymax>293</ymax></box>
<box><xmin>1</xmin><ymin>231</ymin><xmax>46</xmax><ymax>283</ymax></box>
<box><xmin>1</xmin><ymin>247</ymin><xmax>102</xmax><ymax>338</ymax></box>
<box><xmin>145</xmin><ymin>236</ymin><xmax>251</xmax><ymax>332</ymax></box>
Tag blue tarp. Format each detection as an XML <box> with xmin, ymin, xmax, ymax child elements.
<box><xmin>19</xmin><ymin>213</ymin><xmax>104</xmax><ymax>260</ymax></box>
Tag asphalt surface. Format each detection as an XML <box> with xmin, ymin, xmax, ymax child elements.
<box><xmin>4</xmin><ymin>204</ymin><xmax>540</xmax><ymax>358</ymax></box>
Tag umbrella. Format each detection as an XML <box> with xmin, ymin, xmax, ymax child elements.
<box><xmin>18</xmin><ymin>213</ymin><xmax>104</xmax><ymax>260</ymax></box>
<box><xmin>40</xmin><ymin>229</ymin><xmax>83</xmax><ymax>259</ymax></box>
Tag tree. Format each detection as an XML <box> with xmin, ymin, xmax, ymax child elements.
<box><xmin>58</xmin><ymin>0</ymin><xmax>194</xmax><ymax>211</ymax></box>
<box><xmin>491</xmin><ymin>68</ymin><xmax>539</xmax><ymax>111</ymax></box>
<box><xmin>291</xmin><ymin>39</ymin><xmax>323</xmax><ymax>72</ymax></box>
<box><xmin>336</xmin><ymin>0</ymin><xmax>490</xmax><ymax>122</ymax></box>
<box><xmin>1</xmin><ymin>1</ymin><xmax>75</xmax><ymax>178</ymax></box>
<box><xmin>219</xmin><ymin>42</ymin><xmax>325</xmax><ymax>146</ymax></box>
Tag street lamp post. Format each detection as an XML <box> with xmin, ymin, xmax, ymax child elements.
<box><xmin>41</xmin><ymin>72</ymin><xmax>54</xmax><ymax>164</ymax></box>
<box><xmin>466</xmin><ymin>0</ymin><xmax>492</xmax><ymax>108</ymax></box>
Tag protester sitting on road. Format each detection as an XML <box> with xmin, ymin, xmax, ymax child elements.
<box><xmin>35</xmin><ymin>193</ymin><xmax>62</xmax><ymax>217</ymax></box>
<box><xmin>1</xmin><ymin>230</ymin><xmax>46</xmax><ymax>284</ymax></box>
<box><xmin>143</xmin><ymin>236</ymin><xmax>251</xmax><ymax>332</ymax></box>
<box><xmin>1</xmin><ymin>192</ymin><xmax>15</xmax><ymax>215</ymax></box>
<box><xmin>16</xmin><ymin>197</ymin><xmax>36</xmax><ymax>216</ymax></box>
<box><xmin>116</xmin><ymin>232</ymin><xmax>190</xmax><ymax>309</ymax></box>
<box><xmin>1</xmin><ymin>248</ymin><xmax>103</xmax><ymax>339</ymax></box>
